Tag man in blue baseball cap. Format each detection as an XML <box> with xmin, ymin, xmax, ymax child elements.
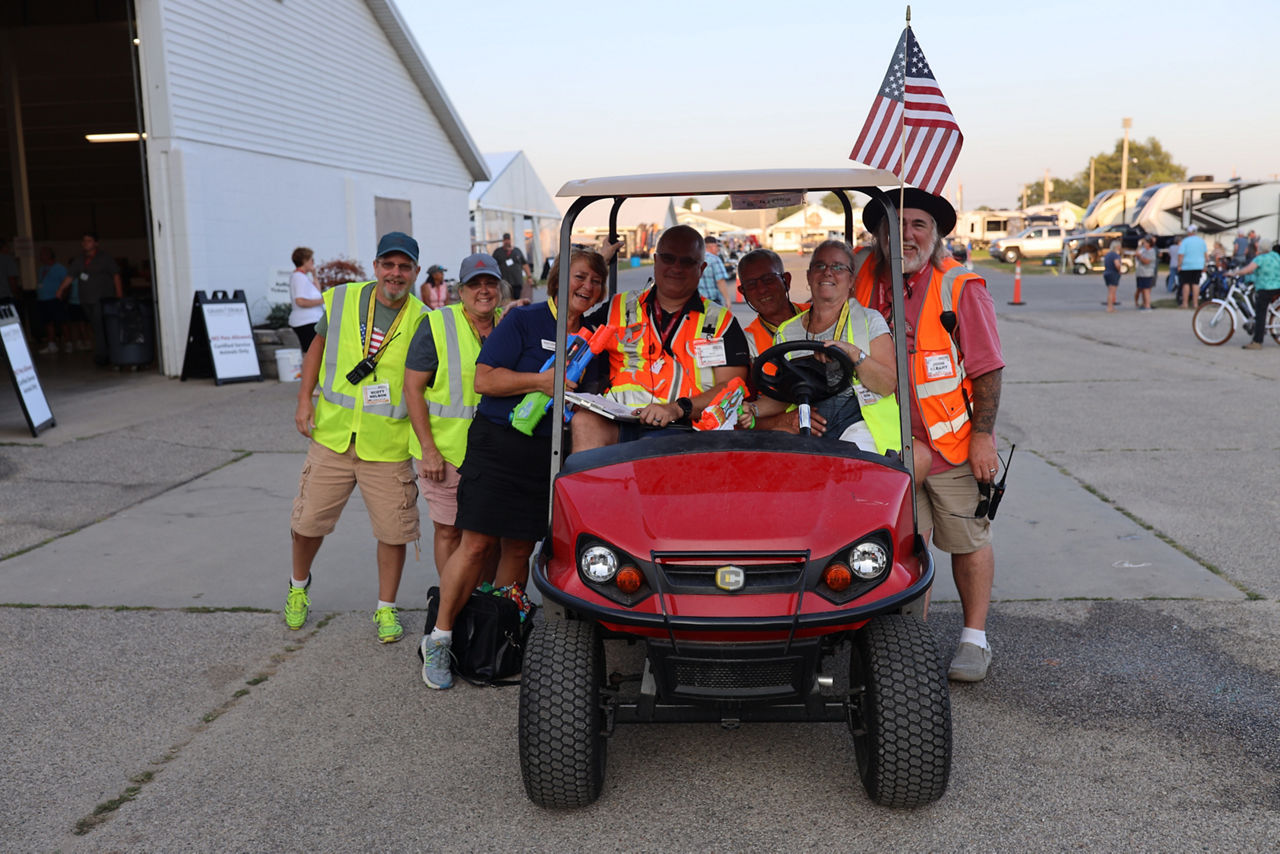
<box><xmin>285</xmin><ymin>231</ymin><xmax>429</xmax><ymax>644</ymax></box>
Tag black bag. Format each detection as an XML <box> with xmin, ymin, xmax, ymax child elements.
<box><xmin>421</xmin><ymin>586</ymin><xmax>535</xmax><ymax>686</ymax></box>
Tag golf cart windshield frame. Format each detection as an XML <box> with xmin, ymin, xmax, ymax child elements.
<box><xmin>547</xmin><ymin>169</ymin><xmax>917</xmax><ymax>528</ymax></box>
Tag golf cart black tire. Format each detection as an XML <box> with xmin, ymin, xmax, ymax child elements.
<box><xmin>849</xmin><ymin>614</ymin><xmax>952</xmax><ymax>807</ymax></box>
<box><xmin>1002</xmin><ymin>247</ymin><xmax>1020</xmax><ymax>264</ymax></box>
<box><xmin>518</xmin><ymin>618</ymin><xmax>606</xmax><ymax>808</ymax></box>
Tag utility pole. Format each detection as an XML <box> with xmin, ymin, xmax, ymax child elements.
<box><xmin>1089</xmin><ymin>157</ymin><xmax>1096</xmax><ymax>201</ymax></box>
<box><xmin>1043</xmin><ymin>168</ymin><xmax>1051</xmax><ymax>205</ymax></box>
<box><xmin>1021</xmin><ymin>184</ymin><xmax>1028</xmax><ymax>210</ymax></box>
<box><xmin>1120</xmin><ymin>117</ymin><xmax>1132</xmax><ymax>222</ymax></box>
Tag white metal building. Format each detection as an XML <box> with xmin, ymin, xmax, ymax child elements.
<box><xmin>1</xmin><ymin>0</ymin><xmax>488</xmax><ymax>376</ymax></box>
<box><xmin>470</xmin><ymin>151</ymin><xmax>560</xmax><ymax>271</ymax></box>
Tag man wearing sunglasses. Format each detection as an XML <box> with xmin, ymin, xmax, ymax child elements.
<box><xmin>573</xmin><ymin>225</ymin><xmax>751</xmax><ymax>449</ymax></box>
<box><xmin>736</xmin><ymin>248</ymin><xmax>808</xmax><ymax>359</ymax></box>
<box><xmin>861</xmin><ymin>188</ymin><xmax>1006</xmax><ymax>683</ymax></box>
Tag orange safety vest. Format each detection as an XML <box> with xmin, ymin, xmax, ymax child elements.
<box><xmin>604</xmin><ymin>287</ymin><xmax>734</xmax><ymax>406</ymax></box>
<box><xmin>743</xmin><ymin>301</ymin><xmax>809</xmax><ymax>359</ymax></box>
<box><xmin>908</xmin><ymin>259</ymin><xmax>986</xmax><ymax>465</ymax></box>
<box><xmin>852</xmin><ymin>246</ymin><xmax>879</xmax><ymax>308</ymax></box>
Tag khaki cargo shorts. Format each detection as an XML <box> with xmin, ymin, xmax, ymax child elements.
<box><xmin>291</xmin><ymin>441</ymin><xmax>419</xmax><ymax>545</ymax></box>
<box><xmin>915</xmin><ymin>462</ymin><xmax>992</xmax><ymax>555</ymax></box>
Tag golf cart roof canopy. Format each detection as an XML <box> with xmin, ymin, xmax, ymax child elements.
<box><xmin>556</xmin><ymin>168</ymin><xmax>902</xmax><ymax>199</ymax></box>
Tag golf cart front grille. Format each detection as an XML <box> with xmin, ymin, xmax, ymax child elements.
<box><xmin>654</xmin><ymin>552</ymin><xmax>807</xmax><ymax>593</ymax></box>
<box><xmin>672</xmin><ymin>659</ymin><xmax>801</xmax><ymax>696</ymax></box>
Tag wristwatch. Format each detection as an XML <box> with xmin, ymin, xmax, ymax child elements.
<box><xmin>675</xmin><ymin>397</ymin><xmax>694</xmax><ymax>420</ymax></box>
<box><xmin>853</xmin><ymin>351</ymin><xmax>867</xmax><ymax>370</ymax></box>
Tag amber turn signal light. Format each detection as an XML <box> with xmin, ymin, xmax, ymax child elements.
<box><xmin>823</xmin><ymin>563</ymin><xmax>853</xmax><ymax>592</ymax></box>
<box><xmin>616</xmin><ymin>566</ymin><xmax>643</xmax><ymax>594</ymax></box>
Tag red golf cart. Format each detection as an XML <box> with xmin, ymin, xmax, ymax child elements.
<box><xmin>519</xmin><ymin>169</ymin><xmax>951</xmax><ymax>809</ymax></box>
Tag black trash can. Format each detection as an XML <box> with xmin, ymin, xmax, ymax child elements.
<box><xmin>101</xmin><ymin>297</ymin><xmax>156</xmax><ymax>367</ymax></box>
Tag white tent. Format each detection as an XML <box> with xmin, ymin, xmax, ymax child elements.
<box><xmin>470</xmin><ymin>151</ymin><xmax>561</xmax><ymax>269</ymax></box>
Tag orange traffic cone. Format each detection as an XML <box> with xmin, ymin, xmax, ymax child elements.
<box><xmin>1009</xmin><ymin>259</ymin><xmax>1025</xmax><ymax>306</ymax></box>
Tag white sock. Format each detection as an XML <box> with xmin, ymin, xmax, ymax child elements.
<box><xmin>959</xmin><ymin>628</ymin><xmax>988</xmax><ymax>649</ymax></box>
<box><xmin>291</xmin><ymin>576</ymin><xmax>310</xmax><ymax>589</ymax></box>
<box><xmin>430</xmin><ymin>628</ymin><xmax>453</xmax><ymax>642</ymax></box>
<box><xmin>377</xmin><ymin>600</ymin><xmax>395</xmax><ymax>611</ymax></box>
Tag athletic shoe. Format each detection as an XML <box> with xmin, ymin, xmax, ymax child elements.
<box><xmin>1242</xmin><ymin>341</ymin><xmax>1262</xmax><ymax>350</ymax></box>
<box><xmin>420</xmin><ymin>635</ymin><xmax>454</xmax><ymax>689</ymax></box>
<box><xmin>284</xmin><ymin>579</ymin><xmax>310</xmax><ymax>629</ymax></box>
<box><xmin>372</xmin><ymin>606</ymin><xmax>403</xmax><ymax>644</ymax></box>
<box><xmin>39</xmin><ymin>342</ymin><xmax>59</xmax><ymax>354</ymax></box>
<box><xmin>947</xmin><ymin>642</ymin><xmax>992</xmax><ymax>682</ymax></box>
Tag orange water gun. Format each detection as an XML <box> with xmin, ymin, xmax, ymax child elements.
<box><xmin>694</xmin><ymin>377</ymin><xmax>747</xmax><ymax>431</ymax></box>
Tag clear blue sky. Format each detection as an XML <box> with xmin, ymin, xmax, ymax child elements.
<box><xmin>403</xmin><ymin>0</ymin><xmax>1278</xmax><ymax>210</ymax></box>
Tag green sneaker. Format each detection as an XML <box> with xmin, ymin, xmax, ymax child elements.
<box><xmin>373</xmin><ymin>606</ymin><xmax>403</xmax><ymax>644</ymax></box>
<box><xmin>284</xmin><ymin>579</ymin><xmax>310</xmax><ymax>630</ymax></box>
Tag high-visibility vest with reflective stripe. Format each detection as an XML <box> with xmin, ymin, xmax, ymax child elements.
<box><xmin>852</xmin><ymin>246</ymin><xmax>879</xmax><ymax>308</ymax></box>
<box><xmin>313</xmin><ymin>282</ymin><xmax>427</xmax><ymax>462</ymax></box>
<box><xmin>743</xmin><ymin>302</ymin><xmax>808</xmax><ymax>359</ymax></box>
<box><xmin>910</xmin><ymin>260</ymin><xmax>985</xmax><ymax>466</ymax></box>
<box><xmin>774</xmin><ymin>299</ymin><xmax>901</xmax><ymax>455</ymax></box>
<box><xmin>409</xmin><ymin>302</ymin><xmax>498</xmax><ymax>467</ymax></box>
<box><xmin>604</xmin><ymin>288</ymin><xmax>734</xmax><ymax>406</ymax></box>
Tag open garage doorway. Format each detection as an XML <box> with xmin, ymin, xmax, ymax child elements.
<box><xmin>1</xmin><ymin>0</ymin><xmax>155</xmax><ymax>381</ymax></box>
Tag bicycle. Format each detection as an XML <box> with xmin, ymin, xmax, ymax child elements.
<box><xmin>1192</xmin><ymin>274</ymin><xmax>1280</xmax><ymax>345</ymax></box>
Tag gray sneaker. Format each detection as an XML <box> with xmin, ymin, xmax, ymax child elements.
<box><xmin>948</xmin><ymin>642</ymin><xmax>992</xmax><ymax>682</ymax></box>
<box><xmin>420</xmin><ymin>635</ymin><xmax>454</xmax><ymax>690</ymax></box>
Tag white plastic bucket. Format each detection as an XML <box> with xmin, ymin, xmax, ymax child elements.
<box><xmin>274</xmin><ymin>347</ymin><xmax>302</xmax><ymax>382</ymax></box>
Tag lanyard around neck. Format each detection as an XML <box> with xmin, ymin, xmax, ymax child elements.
<box><xmin>807</xmin><ymin>300</ymin><xmax>849</xmax><ymax>340</ymax></box>
<box><xmin>363</xmin><ymin>284</ymin><xmax>408</xmax><ymax>362</ymax></box>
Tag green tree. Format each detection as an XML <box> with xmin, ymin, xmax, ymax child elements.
<box><xmin>681</xmin><ymin>197</ymin><xmax>698</xmax><ymax>210</ymax></box>
<box><xmin>820</xmin><ymin>192</ymin><xmax>847</xmax><ymax>213</ymax></box>
<box><xmin>715</xmin><ymin>197</ymin><xmax>732</xmax><ymax>210</ymax></box>
<box><xmin>1018</xmin><ymin>137</ymin><xmax>1186</xmax><ymax>209</ymax></box>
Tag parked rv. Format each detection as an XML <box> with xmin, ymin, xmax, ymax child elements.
<box><xmin>955</xmin><ymin>209</ymin><xmax>1024</xmax><ymax>248</ymax></box>
<box><xmin>1128</xmin><ymin>180</ymin><xmax>1280</xmax><ymax>246</ymax></box>
<box><xmin>1081</xmin><ymin>189</ymin><xmax>1147</xmax><ymax>231</ymax></box>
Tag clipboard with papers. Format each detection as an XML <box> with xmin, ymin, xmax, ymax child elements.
<box><xmin>565</xmin><ymin>392</ymin><xmax>641</xmax><ymax>423</ymax></box>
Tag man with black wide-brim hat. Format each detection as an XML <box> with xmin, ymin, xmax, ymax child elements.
<box><xmin>855</xmin><ymin>188</ymin><xmax>1006</xmax><ymax>683</ymax></box>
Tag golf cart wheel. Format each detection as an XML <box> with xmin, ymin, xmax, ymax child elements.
<box><xmin>848</xmin><ymin>615</ymin><xmax>951</xmax><ymax>807</ymax></box>
<box><xmin>1073</xmin><ymin>262</ymin><xmax>1090</xmax><ymax>276</ymax></box>
<box><xmin>1002</xmin><ymin>247</ymin><xmax>1020</xmax><ymax>264</ymax></box>
<box><xmin>518</xmin><ymin>618</ymin><xmax>607</xmax><ymax>808</ymax></box>
<box><xmin>1192</xmin><ymin>299</ymin><xmax>1236</xmax><ymax>345</ymax></box>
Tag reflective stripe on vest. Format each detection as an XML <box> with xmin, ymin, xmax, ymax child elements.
<box><xmin>910</xmin><ymin>261</ymin><xmax>982</xmax><ymax>466</ymax></box>
<box><xmin>774</xmin><ymin>300</ymin><xmax>901</xmax><ymax>454</ymax></box>
<box><xmin>427</xmin><ymin>307</ymin><xmax>478</xmax><ymax>420</ymax></box>
<box><xmin>605</xmin><ymin>289</ymin><xmax>730</xmax><ymax>406</ymax></box>
<box><xmin>412</xmin><ymin>303</ymin><xmax>490</xmax><ymax>468</ymax></box>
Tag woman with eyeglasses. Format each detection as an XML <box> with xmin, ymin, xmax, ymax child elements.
<box><xmin>746</xmin><ymin>240</ymin><xmax>910</xmax><ymax>458</ymax></box>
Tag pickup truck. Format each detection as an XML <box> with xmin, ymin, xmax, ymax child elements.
<box><xmin>988</xmin><ymin>226</ymin><xmax>1066</xmax><ymax>264</ymax></box>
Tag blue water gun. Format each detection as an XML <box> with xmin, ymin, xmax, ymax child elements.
<box><xmin>509</xmin><ymin>325</ymin><xmax>618</xmax><ymax>435</ymax></box>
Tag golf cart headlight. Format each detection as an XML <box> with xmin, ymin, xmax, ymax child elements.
<box><xmin>850</xmin><ymin>542</ymin><xmax>888</xmax><ymax>579</ymax></box>
<box><xmin>580</xmin><ymin>545</ymin><xmax>619</xmax><ymax>583</ymax></box>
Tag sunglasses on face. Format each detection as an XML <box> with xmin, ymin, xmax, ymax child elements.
<box><xmin>655</xmin><ymin>252</ymin><xmax>700</xmax><ymax>269</ymax></box>
<box><xmin>809</xmin><ymin>262</ymin><xmax>851</xmax><ymax>274</ymax></box>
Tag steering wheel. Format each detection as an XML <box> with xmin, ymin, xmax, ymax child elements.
<box><xmin>752</xmin><ymin>340</ymin><xmax>856</xmax><ymax>407</ymax></box>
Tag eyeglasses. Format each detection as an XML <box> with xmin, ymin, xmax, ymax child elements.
<box><xmin>377</xmin><ymin>259</ymin><xmax>416</xmax><ymax>274</ymax></box>
<box><xmin>973</xmin><ymin>444</ymin><xmax>1015</xmax><ymax>520</ymax></box>
<box><xmin>809</xmin><ymin>262</ymin><xmax>851</xmax><ymax>274</ymax></box>
<box><xmin>655</xmin><ymin>252</ymin><xmax>701</xmax><ymax>269</ymax></box>
<box><xmin>739</xmin><ymin>272</ymin><xmax>783</xmax><ymax>292</ymax></box>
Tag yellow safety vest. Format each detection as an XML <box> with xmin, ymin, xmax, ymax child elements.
<box><xmin>774</xmin><ymin>299</ymin><xmax>901</xmax><ymax>454</ymax></box>
<box><xmin>410</xmin><ymin>302</ymin><xmax>500</xmax><ymax>467</ymax></box>
<box><xmin>313</xmin><ymin>282</ymin><xmax>426</xmax><ymax>462</ymax></box>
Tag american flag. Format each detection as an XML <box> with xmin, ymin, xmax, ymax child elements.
<box><xmin>850</xmin><ymin>28</ymin><xmax>963</xmax><ymax>196</ymax></box>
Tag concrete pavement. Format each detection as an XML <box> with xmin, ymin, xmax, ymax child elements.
<box><xmin>2</xmin><ymin>265</ymin><xmax>1279</xmax><ymax>851</ymax></box>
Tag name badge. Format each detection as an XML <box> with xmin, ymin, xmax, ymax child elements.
<box><xmin>856</xmin><ymin>385</ymin><xmax>878</xmax><ymax>406</ymax></box>
<box><xmin>541</xmin><ymin>338</ymin><xmax>556</xmax><ymax>351</ymax></box>
<box><xmin>505</xmin><ymin>258</ymin><xmax>514</xmax><ymax>266</ymax></box>
<box><xmin>363</xmin><ymin>383</ymin><xmax>391</xmax><ymax>406</ymax></box>
<box><xmin>924</xmin><ymin>353</ymin><xmax>955</xmax><ymax>380</ymax></box>
<box><xmin>692</xmin><ymin>338</ymin><xmax>727</xmax><ymax>368</ymax></box>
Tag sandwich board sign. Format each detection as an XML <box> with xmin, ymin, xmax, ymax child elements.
<box><xmin>180</xmin><ymin>290</ymin><xmax>262</xmax><ymax>385</ymax></box>
<box><xmin>1</xmin><ymin>299</ymin><xmax>56</xmax><ymax>437</ymax></box>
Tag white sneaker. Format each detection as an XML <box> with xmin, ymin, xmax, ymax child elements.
<box><xmin>39</xmin><ymin>342</ymin><xmax>59</xmax><ymax>354</ymax></box>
